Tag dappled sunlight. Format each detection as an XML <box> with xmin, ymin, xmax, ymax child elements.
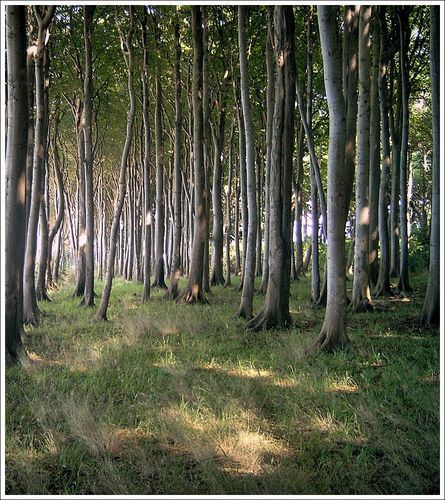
<box><xmin>157</xmin><ymin>402</ymin><xmax>289</xmax><ymax>477</ymax></box>
<box><xmin>325</xmin><ymin>377</ymin><xmax>359</xmax><ymax>394</ymax></box>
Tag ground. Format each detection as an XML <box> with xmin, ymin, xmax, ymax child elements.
<box><xmin>5</xmin><ymin>271</ymin><xmax>440</xmax><ymax>495</ymax></box>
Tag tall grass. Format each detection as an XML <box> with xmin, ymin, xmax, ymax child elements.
<box><xmin>5</xmin><ymin>272</ymin><xmax>440</xmax><ymax>495</ymax></box>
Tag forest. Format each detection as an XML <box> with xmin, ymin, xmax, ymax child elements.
<box><xmin>3</xmin><ymin>3</ymin><xmax>441</xmax><ymax>496</ymax></box>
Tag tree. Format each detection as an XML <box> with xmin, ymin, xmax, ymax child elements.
<box><xmin>368</xmin><ymin>13</ymin><xmax>381</xmax><ymax>287</ymax></box>
<box><xmin>95</xmin><ymin>7</ymin><xmax>135</xmax><ymax>321</ymax></box>
<box><xmin>152</xmin><ymin>12</ymin><xmax>167</xmax><ymax>289</ymax></box>
<box><xmin>82</xmin><ymin>5</ymin><xmax>96</xmax><ymax>306</ymax></box>
<box><xmin>141</xmin><ymin>7</ymin><xmax>151</xmax><ymax>303</ymax></box>
<box><xmin>166</xmin><ymin>20</ymin><xmax>183</xmax><ymax>299</ymax></box>
<box><xmin>5</xmin><ymin>5</ymin><xmax>29</xmax><ymax>362</ymax></box>
<box><xmin>307</xmin><ymin>6</ymin><xmax>351</xmax><ymax>354</ymax></box>
<box><xmin>350</xmin><ymin>5</ymin><xmax>374</xmax><ymax>313</ymax></box>
<box><xmin>396</xmin><ymin>7</ymin><xmax>412</xmax><ymax>294</ymax></box>
<box><xmin>246</xmin><ymin>5</ymin><xmax>295</xmax><ymax>331</ymax></box>
<box><xmin>421</xmin><ymin>6</ymin><xmax>439</xmax><ymax>326</ymax></box>
<box><xmin>257</xmin><ymin>6</ymin><xmax>274</xmax><ymax>295</ymax></box>
<box><xmin>23</xmin><ymin>6</ymin><xmax>55</xmax><ymax>325</ymax></box>
<box><xmin>374</xmin><ymin>6</ymin><xmax>392</xmax><ymax>297</ymax></box>
<box><xmin>237</xmin><ymin>5</ymin><xmax>257</xmax><ymax>320</ymax></box>
<box><xmin>179</xmin><ymin>6</ymin><xmax>207</xmax><ymax>304</ymax></box>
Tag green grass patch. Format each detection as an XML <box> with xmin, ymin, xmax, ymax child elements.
<box><xmin>5</xmin><ymin>272</ymin><xmax>440</xmax><ymax>495</ymax></box>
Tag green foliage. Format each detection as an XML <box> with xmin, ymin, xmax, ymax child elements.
<box><xmin>409</xmin><ymin>225</ymin><xmax>430</xmax><ymax>273</ymax></box>
<box><xmin>5</xmin><ymin>274</ymin><xmax>439</xmax><ymax>495</ymax></box>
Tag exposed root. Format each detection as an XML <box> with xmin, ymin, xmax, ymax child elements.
<box><xmin>305</xmin><ymin>325</ymin><xmax>352</xmax><ymax>357</ymax></box>
<box><xmin>373</xmin><ymin>284</ymin><xmax>393</xmax><ymax>298</ymax></box>
<box><xmin>349</xmin><ymin>297</ymin><xmax>374</xmax><ymax>313</ymax></box>
<box><xmin>236</xmin><ymin>305</ymin><xmax>254</xmax><ymax>321</ymax></box>
<box><xmin>178</xmin><ymin>287</ymin><xmax>208</xmax><ymax>304</ymax></box>
<box><xmin>245</xmin><ymin>309</ymin><xmax>293</xmax><ymax>332</ymax></box>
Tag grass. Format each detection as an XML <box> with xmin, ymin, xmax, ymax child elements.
<box><xmin>5</xmin><ymin>270</ymin><xmax>441</xmax><ymax>495</ymax></box>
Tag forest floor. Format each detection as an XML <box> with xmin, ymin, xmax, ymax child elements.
<box><xmin>5</xmin><ymin>271</ymin><xmax>441</xmax><ymax>495</ymax></box>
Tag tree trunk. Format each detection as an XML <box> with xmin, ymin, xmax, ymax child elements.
<box><xmin>368</xmin><ymin>14</ymin><xmax>381</xmax><ymax>288</ymax></box>
<box><xmin>389</xmin><ymin>69</ymin><xmax>401</xmax><ymax>278</ymax></box>
<box><xmin>5</xmin><ymin>5</ymin><xmax>28</xmax><ymax>362</ymax></box>
<box><xmin>307</xmin><ymin>6</ymin><xmax>351</xmax><ymax>354</ymax></box>
<box><xmin>237</xmin><ymin>6</ymin><xmax>257</xmax><ymax>319</ymax></box>
<box><xmin>350</xmin><ymin>5</ymin><xmax>373</xmax><ymax>313</ymax></box>
<box><xmin>141</xmin><ymin>9</ymin><xmax>151</xmax><ymax>302</ymax></box>
<box><xmin>180</xmin><ymin>6</ymin><xmax>207</xmax><ymax>304</ymax></box>
<box><xmin>23</xmin><ymin>6</ymin><xmax>55</xmax><ymax>325</ymax></box>
<box><xmin>396</xmin><ymin>7</ymin><xmax>412</xmax><ymax>294</ymax></box>
<box><xmin>258</xmin><ymin>6</ymin><xmax>274</xmax><ymax>295</ymax></box>
<box><xmin>225</xmin><ymin>121</ymin><xmax>235</xmax><ymax>287</ymax></box>
<box><xmin>374</xmin><ymin>6</ymin><xmax>392</xmax><ymax>297</ymax></box>
<box><xmin>47</xmin><ymin>115</ymin><xmax>65</xmax><ymax>289</ymax></box>
<box><xmin>95</xmin><ymin>7</ymin><xmax>135</xmax><ymax>321</ymax></box>
<box><xmin>167</xmin><ymin>20</ymin><xmax>183</xmax><ymax>299</ymax></box>
<box><xmin>246</xmin><ymin>5</ymin><xmax>295</xmax><ymax>331</ymax></box>
<box><xmin>421</xmin><ymin>6</ymin><xmax>440</xmax><ymax>326</ymax></box>
<box><xmin>82</xmin><ymin>5</ymin><xmax>96</xmax><ymax>306</ymax></box>
<box><xmin>210</xmin><ymin>87</ymin><xmax>227</xmax><ymax>286</ymax></box>
<box><xmin>73</xmin><ymin>121</ymin><xmax>86</xmax><ymax>296</ymax></box>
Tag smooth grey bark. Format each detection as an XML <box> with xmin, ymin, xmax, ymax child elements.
<box><xmin>141</xmin><ymin>8</ymin><xmax>151</xmax><ymax>302</ymax></box>
<box><xmin>210</xmin><ymin>84</ymin><xmax>227</xmax><ymax>286</ymax></box>
<box><xmin>246</xmin><ymin>5</ymin><xmax>295</xmax><ymax>331</ymax></box>
<box><xmin>152</xmin><ymin>73</ymin><xmax>166</xmax><ymax>288</ymax></box>
<box><xmin>5</xmin><ymin>5</ymin><xmax>28</xmax><ymax>363</ymax></box>
<box><xmin>237</xmin><ymin>6</ymin><xmax>257</xmax><ymax>320</ymax></box>
<box><xmin>23</xmin><ymin>6</ymin><xmax>55</xmax><ymax>325</ymax></box>
<box><xmin>167</xmin><ymin>20</ymin><xmax>183</xmax><ymax>299</ymax></box>
<box><xmin>47</xmin><ymin>114</ymin><xmax>65</xmax><ymax>289</ymax></box>
<box><xmin>180</xmin><ymin>6</ymin><xmax>207</xmax><ymax>304</ymax></box>
<box><xmin>225</xmin><ymin>121</ymin><xmax>235</xmax><ymax>287</ymax></box>
<box><xmin>73</xmin><ymin>114</ymin><xmax>86</xmax><ymax>297</ymax></box>
<box><xmin>396</xmin><ymin>7</ymin><xmax>412</xmax><ymax>293</ymax></box>
<box><xmin>421</xmin><ymin>6</ymin><xmax>440</xmax><ymax>326</ymax></box>
<box><xmin>307</xmin><ymin>6</ymin><xmax>351</xmax><ymax>354</ymax></box>
<box><xmin>258</xmin><ymin>6</ymin><xmax>274</xmax><ymax>295</ymax></box>
<box><xmin>389</xmin><ymin>68</ymin><xmax>401</xmax><ymax>278</ymax></box>
<box><xmin>374</xmin><ymin>7</ymin><xmax>392</xmax><ymax>297</ymax></box>
<box><xmin>294</xmin><ymin>127</ymin><xmax>305</xmax><ymax>279</ymax></box>
<box><xmin>82</xmin><ymin>5</ymin><xmax>96</xmax><ymax>306</ymax></box>
<box><xmin>368</xmin><ymin>14</ymin><xmax>381</xmax><ymax>287</ymax></box>
<box><xmin>95</xmin><ymin>7</ymin><xmax>135</xmax><ymax>321</ymax></box>
<box><xmin>351</xmin><ymin>5</ymin><xmax>373</xmax><ymax>313</ymax></box>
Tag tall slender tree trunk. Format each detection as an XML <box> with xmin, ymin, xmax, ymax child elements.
<box><xmin>225</xmin><ymin>121</ymin><xmax>235</xmax><ymax>287</ymax></box>
<box><xmin>389</xmin><ymin>69</ymin><xmax>401</xmax><ymax>278</ymax></box>
<box><xmin>421</xmin><ymin>6</ymin><xmax>440</xmax><ymax>326</ymax></box>
<box><xmin>247</xmin><ymin>5</ymin><xmax>295</xmax><ymax>331</ymax></box>
<box><xmin>307</xmin><ymin>6</ymin><xmax>351</xmax><ymax>354</ymax></box>
<box><xmin>351</xmin><ymin>5</ymin><xmax>373</xmax><ymax>312</ymax></box>
<box><xmin>210</xmin><ymin>87</ymin><xmax>227</xmax><ymax>286</ymax></box>
<box><xmin>180</xmin><ymin>6</ymin><xmax>207</xmax><ymax>304</ymax></box>
<box><xmin>396</xmin><ymin>7</ymin><xmax>412</xmax><ymax>293</ymax></box>
<box><xmin>374</xmin><ymin>6</ymin><xmax>392</xmax><ymax>297</ymax></box>
<box><xmin>167</xmin><ymin>20</ymin><xmax>183</xmax><ymax>299</ymax></box>
<box><xmin>73</xmin><ymin>121</ymin><xmax>86</xmax><ymax>296</ymax></box>
<box><xmin>95</xmin><ymin>7</ymin><xmax>135</xmax><ymax>321</ymax></box>
<box><xmin>82</xmin><ymin>5</ymin><xmax>96</xmax><ymax>306</ymax></box>
<box><xmin>5</xmin><ymin>5</ymin><xmax>29</xmax><ymax>362</ymax></box>
<box><xmin>258</xmin><ymin>6</ymin><xmax>274</xmax><ymax>295</ymax></box>
<box><xmin>237</xmin><ymin>6</ymin><xmax>257</xmax><ymax>319</ymax></box>
<box><xmin>368</xmin><ymin>14</ymin><xmax>381</xmax><ymax>287</ymax></box>
<box><xmin>23</xmin><ymin>6</ymin><xmax>55</xmax><ymax>325</ymax></box>
<box><xmin>141</xmin><ymin>9</ymin><xmax>151</xmax><ymax>302</ymax></box>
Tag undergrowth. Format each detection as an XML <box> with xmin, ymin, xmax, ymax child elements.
<box><xmin>5</xmin><ymin>271</ymin><xmax>440</xmax><ymax>495</ymax></box>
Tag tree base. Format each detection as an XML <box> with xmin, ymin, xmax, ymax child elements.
<box><xmin>236</xmin><ymin>305</ymin><xmax>254</xmax><ymax>321</ymax></box>
<box><xmin>306</xmin><ymin>325</ymin><xmax>352</xmax><ymax>356</ymax></box>
<box><xmin>245</xmin><ymin>309</ymin><xmax>293</xmax><ymax>332</ymax></box>
<box><xmin>178</xmin><ymin>287</ymin><xmax>208</xmax><ymax>304</ymax></box>
<box><xmin>373</xmin><ymin>284</ymin><xmax>393</xmax><ymax>298</ymax></box>
<box><xmin>350</xmin><ymin>297</ymin><xmax>374</xmax><ymax>313</ymax></box>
